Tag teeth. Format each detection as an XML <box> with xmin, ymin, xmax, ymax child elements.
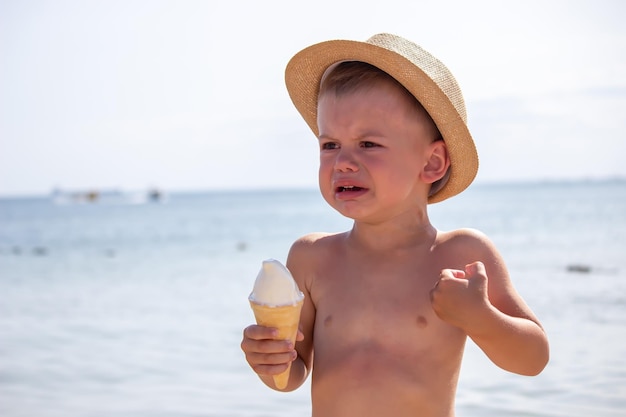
<box><xmin>339</xmin><ymin>186</ymin><xmax>359</xmax><ymax>192</ymax></box>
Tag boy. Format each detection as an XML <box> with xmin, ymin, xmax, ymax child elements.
<box><xmin>241</xmin><ymin>33</ymin><xmax>549</xmax><ymax>417</ymax></box>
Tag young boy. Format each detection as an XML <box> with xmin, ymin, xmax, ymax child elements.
<box><xmin>241</xmin><ymin>33</ymin><xmax>549</xmax><ymax>417</ymax></box>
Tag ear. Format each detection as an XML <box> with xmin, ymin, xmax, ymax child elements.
<box><xmin>421</xmin><ymin>140</ymin><xmax>450</xmax><ymax>184</ymax></box>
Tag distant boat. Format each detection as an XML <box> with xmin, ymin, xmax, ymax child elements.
<box><xmin>51</xmin><ymin>188</ymin><xmax>166</xmax><ymax>205</ymax></box>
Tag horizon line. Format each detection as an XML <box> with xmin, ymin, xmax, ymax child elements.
<box><xmin>1</xmin><ymin>176</ymin><xmax>625</xmax><ymax>200</ymax></box>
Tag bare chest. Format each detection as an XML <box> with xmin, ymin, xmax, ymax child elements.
<box><xmin>311</xmin><ymin>259</ymin><xmax>452</xmax><ymax>347</ymax></box>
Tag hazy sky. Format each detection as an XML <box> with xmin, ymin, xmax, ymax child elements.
<box><xmin>1</xmin><ymin>0</ymin><xmax>625</xmax><ymax>196</ymax></box>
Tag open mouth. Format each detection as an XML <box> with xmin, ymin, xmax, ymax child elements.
<box><xmin>337</xmin><ymin>186</ymin><xmax>365</xmax><ymax>192</ymax></box>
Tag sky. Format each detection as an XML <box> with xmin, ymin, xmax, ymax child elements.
<box><xmin>1</xmin><ymin>0</ymin><xmax>625</xmax><ymax>197</ymax></box>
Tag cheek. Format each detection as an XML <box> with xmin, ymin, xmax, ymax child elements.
<box><xmin>318</xmin><ymin>159</ymin><xmax>332</xmax><ymax>191</ymax></box>
<box><xmin>318</xmin><ymin>169</ymin><xmax>335</xmax><ymax>208</ymax></box>
<box><xmin>375</xmin><ymin>155</ymin><xmax>421</xmax><ymax>187</ymax></box>
<box><xmin>318</xmin><ymin>153</ymin><xmax>336</xmax><ymax>175</ymax></box>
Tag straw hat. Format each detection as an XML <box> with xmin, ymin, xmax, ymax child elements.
<box><xmin>284</xmin><ymin>33</ymin><xmax>478</xmax><ymax>203</ymax></box>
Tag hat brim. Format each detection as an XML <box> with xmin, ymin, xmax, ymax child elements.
<box><xmin>285</xmin><ymin>36</ymin><xmax>478</xmax><ymax>203</ymax></box>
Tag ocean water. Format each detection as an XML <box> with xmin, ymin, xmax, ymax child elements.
<box><xmin>1</xmin><ymin>181</ymin><xmax>625</xmax><ymax>417</ymax></box>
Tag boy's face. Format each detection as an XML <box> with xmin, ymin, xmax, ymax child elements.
<box><xmin>316</xmin><ymin>79</ymin><xmax>441</xmax><ymax>221</ymax></box>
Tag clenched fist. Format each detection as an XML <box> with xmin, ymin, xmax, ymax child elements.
<box><xmin>430</xmin><ymin>261</ymin><xmax>491</xmax><ymax>332</ymax></box>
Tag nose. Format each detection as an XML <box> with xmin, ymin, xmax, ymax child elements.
<box><xmin>334</xmin><ymin>148</ymin><xmax>359</xmax><ymax>172</ymax></box>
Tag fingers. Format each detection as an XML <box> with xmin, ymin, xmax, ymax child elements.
<box><xmin>465</xmin><ymin>261</ymin><xmax>486</xmax><ymax>277</ymax></box>
<box><xmin>439</xmin><ymin>262</ymin><xmax>486</xmax><ymax>283</ymax></box>
<box><xmin>241</xmin><ymin>325</ymin><xmax>298</xmax><ymax>376</ymax></box>
<box><xmin>430</xmin><ymin>268</ymin><xmax>469</xmax><ymax>303</ymax></box>
<box><xmin>244</xmin><ymin>349</ymin><xmax>297</xmax><ymax>376</ymax></box>
<box><xmin>296</xmin><ymin>329</ymin><xmax>304</xmax><ymax>342</ymax></box>
<box><xmin>243</xmin><ymin>324</ymin><xmax>278</xmax><ymax>341</ymax></box>
<box><xmin>439</xmin><ymin>268</ymin><xmax>466</xmax><ymax>280</ymax></box>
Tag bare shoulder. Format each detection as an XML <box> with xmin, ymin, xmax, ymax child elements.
<box><xmin>438</xmin><ymin>227</ymin><xmax>489</xmax><ymax>240</ymax></box>
<box><xmin>288</xmin><ymin>232</ymin><xmax>345</xmax><ymax>258</ymax></box>
<box><xmin>437</xmin><ymin>228</ymin><xmax>499</xmax><ymax>260</ymax></box>
<box><xmin>437</xmin><ymin>228</ymin><xmax>511</xmax><ymax>289</ymax></box>
<box><xmin>292</xmin><ymin>231</ymin><xmax>338</xmax><ymax>245</ymax></box>
<box><xmin>438</xmin><ymin>228</ymin><xmax>535</xmax><ymax>314</ymax></box>
<box><xmin>286</xmin><ymin>232</ymin><xmax>345</xmax><ymax>281</ymax></box>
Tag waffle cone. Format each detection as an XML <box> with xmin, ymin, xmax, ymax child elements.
<box><xmin>249</xmin><ymin>299</ymin><xmax>304</xmax><ymax>389</ymax></box>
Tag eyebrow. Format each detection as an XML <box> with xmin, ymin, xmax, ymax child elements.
<box><xmin>317</xmin><ymin>130</ymin><xmax>386</xmax><ymax>141</ymax></box>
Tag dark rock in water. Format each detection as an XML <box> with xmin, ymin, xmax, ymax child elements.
<box><xmin>567</xmin><ymin>264</ymin><xmax>591</xmax><ymax>273</ymax></box>
<box><xmin>32</xmin><ymin>247</ymin><xmax>48</xmax><ymax>256</ymax></box>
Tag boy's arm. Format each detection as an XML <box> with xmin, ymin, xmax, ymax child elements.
<box><xmin>241</xmin><ymin>236</ymin><xmax>317</xmax><ymax>392</ymax></box>
<box><xmin>431</xmin><ymin>230</ymin><xmax>549</xmax><ymax>376</ymax></box>
<box><xmin>284</xmin><ymin>235</ymin><xmax>317</xmax><ymax>389</ymax></box>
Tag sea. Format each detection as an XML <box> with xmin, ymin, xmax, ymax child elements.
<box><xmin>1</xmin><ymin>181</ymin><xmax>625</xmax><ymax>417</ymax></box>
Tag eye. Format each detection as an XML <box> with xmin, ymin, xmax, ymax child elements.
<box><xmin>321</xmin><ymin>141</ymin><xmax>339</xmax><ymax>150</ymax></box>
<box><xmin>360</xmin><ymin>141</ymin><xmax>380</xmax><ymax>148</ymax></box>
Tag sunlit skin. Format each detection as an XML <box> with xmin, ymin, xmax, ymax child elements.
<box><xmin>317</xmin><ymin>83</ymin><xmax>441</xmax><ymax>225</ymax></box>
<box><xmin>241</xmin><ymin>78</ymin><xmax>549</xmax><ymax>417</ymax></box>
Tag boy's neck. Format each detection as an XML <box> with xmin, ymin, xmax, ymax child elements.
<box><xmin>346</xmin><ymin>212</ymin><xmax>437</xmax><ymax>253</ymax></box>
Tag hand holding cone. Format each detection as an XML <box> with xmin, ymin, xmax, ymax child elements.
<box><xmin>248</xmin><ymin>259</ymin><xmax>305</xmax><ymax>389</ymax></box>
<box><xmin>249</xmin><ymin>299</ymin><xmax>304</xmax><ymax>389</ymax></box>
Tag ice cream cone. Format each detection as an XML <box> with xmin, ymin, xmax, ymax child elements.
<box><xmin>249</xmin><ymin>299</ymin><xmax>304</xmax><ymax>389</ymax></box>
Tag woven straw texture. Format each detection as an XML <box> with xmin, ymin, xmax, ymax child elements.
<box><xmin>285</xmin><ymin>33</ymin><xmax>478</xmax><ymax>203</ymax></box>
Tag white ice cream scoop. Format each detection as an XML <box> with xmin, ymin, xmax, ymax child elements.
<box><xmin>249</xmin><ymin>259</ymin><xmax>304</xmax><ymax>306</ymax></box>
